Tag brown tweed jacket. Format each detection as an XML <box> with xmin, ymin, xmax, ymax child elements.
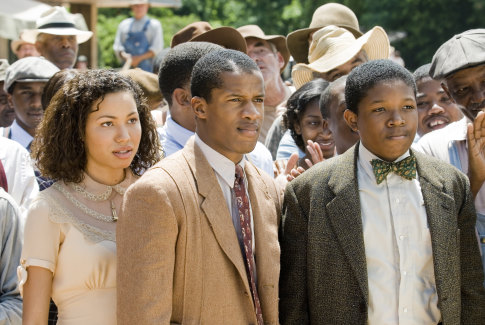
<box><xmin>279</xmin><ymin>142</ymin><xmax>485</xmax><ymax>325</ymax></box>
<box><xmin>117</xmin><ymin>137</ymin><xmax>282</xmax><ymax>325</ymax></box>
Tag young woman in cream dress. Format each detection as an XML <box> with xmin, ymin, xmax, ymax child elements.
<box><xmin>19</xmin><ymin>69</ymin><xmax>160</xmax><ymax>325</ymax></box>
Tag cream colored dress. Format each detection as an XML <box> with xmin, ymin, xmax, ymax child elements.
<box><xmin>18</xmin><ymin>171</ymin><xmax>137</xmax><ymax>325</ymax></box>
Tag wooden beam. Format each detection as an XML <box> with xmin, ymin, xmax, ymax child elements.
<box><xmin>70</xmin><ymin>3</ymin><xmax>97</xmax><ymax>68</ymax></box>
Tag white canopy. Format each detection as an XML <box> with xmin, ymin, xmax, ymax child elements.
<box><xmin>0</xmin><ymin>0</ymin><xmax>89</xmax><ymax>41</ymax></box>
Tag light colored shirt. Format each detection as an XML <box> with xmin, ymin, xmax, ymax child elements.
<box><xmin>7</xmin><ymin>120</ymin><xmax>32</xmax><ymax>149</ymax></box>
<box><xmin>414</xmin><ymin>117</ymin><xmax>485</xmax><ymax>215</ymax></box>
<box><xmin>0</xmin><ymin>189</ymin><xmax>23</xmax><ymax>324</ymax></box>
<box><xmin>0</xmin><ymin>137</ymin><xmax>38</xmax><ymax>223</ymax></box>
<box><xmin>276</xmin><ymin>129</ymin><xmax>305</xmax><ymax>160</ymax></box>
<box><xmin>194</xmin><ymin>134</ymin><xmax>255</xmax><ymax>254</ymax></box>
<box><xmin>113</xmin><ymin>16</ymin><xmax>163</xmax><ymax>59</ymax></box>
<box><xmin>358</xmin><ymin>144</ymin><xmax>440</xmax><ymax>325</ymax></box>
<box><xmin>159</xmin><ymin>116</ymin><xmax>274</xmax><ymax>177</ymax></box>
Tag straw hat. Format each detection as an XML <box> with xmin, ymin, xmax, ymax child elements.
<box><xmin>237</xmin><ymin>25</ymin><xmax>290</xmax><ymax>71</ymax></box>
<box><xmin>292</xmin><ymin>25</ymin><xmax>389</xmax><ymax>89</ymax></box>
<box><xmin>171</xmin><ymin>21</ymin><xmax>247</xmax><ymax>53</ymax></box>
<box><xmin>287</xmin><ymin>3</ymin><xmax>362</xmax><ymax>64</ymax></box>
<box><xmin>21</xmin><ymin>6</ymin><xmax>93</xmax><ymax>44</ymax></box>
<box><xmin>10</xmin><ymin>38</ymin><xmax>34</xmax><ymax>54</ymax></box>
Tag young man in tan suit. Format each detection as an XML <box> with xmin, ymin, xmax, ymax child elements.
<box><xmin>117</xmin><ymin>49</ymin><xmax>281</xmax><ymax>324</ymax></box>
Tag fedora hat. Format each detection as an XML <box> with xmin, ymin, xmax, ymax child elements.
<box><xmin>237</xmin><ymin>24</ymin><xmax>290</xmax><ymax>71</ymax></box>
<box><xmin>171</xmin><ymin>21</ymin><xmax>247</xmax><ymax>53</ymax></box>
<box><xmin>21</xmin><ymin>6</ymin><xmax>93</xmax><ymax>44</ymax></box>
<box><xmin>287</xmin><ymin>3</ymin><xmax>362</xmax><ymax>64</ymax></box>
<box><xmin>292</xmin><ymin>25</ymin><xmax>389</xmax><ymax>89</ymax></box>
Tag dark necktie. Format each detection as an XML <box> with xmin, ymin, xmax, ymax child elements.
<box><xmin>234</xmin><ymin>165</ymin><xmax>263</xmax><ymax>325</ymax></box>
<box><xmin>370</xmin><ymin>154</ymin><xmax>417</xmax><ymax>185</ymax></box>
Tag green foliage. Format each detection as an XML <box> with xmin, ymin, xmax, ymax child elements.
<box><xmin>95</xmin><ymin>0</ymin><xmax>485</xmax><ymax>70</ymax></box>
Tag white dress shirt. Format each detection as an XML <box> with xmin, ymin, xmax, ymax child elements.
<box><xmin>357</xmin><ymin>144</ymin><xmax>440</xmax><ymax>325</ymax></box>
<box><xmin>0</xmin><ymin>137</ymin><xmax>39</xmax><ymax>223</ymax></box>
<box><xmin>194</xmin><ymin>134</ymin><xmax>255</xmax><ymax>254</ymax></box>
<box><xmin>7</xmin><ymin>120</ymin><xmax>33</xmax><ymax>150</ymax></box>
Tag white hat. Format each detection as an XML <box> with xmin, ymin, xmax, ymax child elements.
<box><xmin>21</xmin><ymin>6</ymin><xmax>93</xmax><ymax>44</ymax></box>
<box><xmin>292</xmin><ymin>25</ymin><xmax>390</xmax><ymax>89</ymax></box>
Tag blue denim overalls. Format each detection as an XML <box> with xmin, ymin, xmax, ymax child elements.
<box><xmin>123</xmin><ymin>18</ymin><xmax>152</xmax><ymax>72</ymax></box>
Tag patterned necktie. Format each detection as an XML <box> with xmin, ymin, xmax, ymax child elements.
<box><xmin>234</xmin><ymin>165</ymin><xmax>264</xmax><ymax>325</ymax></box>
<box><xmin>370</xmin><ymin>154</ymin><xmax>417</xmax><ymax>185</ymax></box>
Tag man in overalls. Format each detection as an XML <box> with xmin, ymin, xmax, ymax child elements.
<box><xmin>113</xmin><ymin>0</ymin><xmax>163</xmax><ymax>72</ymax></box>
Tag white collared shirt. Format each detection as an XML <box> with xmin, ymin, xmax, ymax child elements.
<box><xmin>194</xmin><ymin>134</ymin><xmax>255</xmax><ymax>253</ymax></box>
<box><xmin>0</xmin><ymin>137</ymin><xmax>39</xmax><ymax>224</ymax></box>
<box><xmin>357</xmin><ymin>144</ymin><xmax>440</xmax><ymax>325</ymax></box>
<box><xmin>7</xmin><ymin>120</ymin><xmax>33</xmax><ymax>150</ymax></box>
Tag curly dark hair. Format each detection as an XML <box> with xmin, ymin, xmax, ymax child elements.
<box><xmin>41</xmin><ymin>69</ymin><xmax>80</xmax><ymax>110</ymax></box>
<box><xmin>31</xmin><ymin>69</ymin><xmax>161</xmax><ymax>183</ymax></box>
<box><xmin>282</xmin><ymin>78</ymin><xmax>329</xmax><ymax>152</ymax></box>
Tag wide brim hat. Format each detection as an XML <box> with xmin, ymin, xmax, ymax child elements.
<box><xmin>287</xmin><ymin>3</ymin><xmax>362</xmax><ymax>64</ymax></box>
<box><xmin>430</xmin><ymin>28</ymin><xmax>485</xmax><ymax>79</ymax></box>
<box><xmin>0</xmin><ymin>60</ymin><xmax>9</xmax><ymax>82</ymax></box>
<box><xmin>171</xmin><ymin>21</ymin><xmax>247</xmax><ymax>53</ymax></box>
<box><xmin>21</xmin><ymin>6</ymin><xmax>93</xmax><ymax>44</ymax></box>
<box><xmin>292</xmin><ymin>25</ymin><xmax>389</xmax><ymax>89</ymax></box>
<box><xmin>10</xmin><ymin>38</ymin><xmax>33</xmax><ymax>54</ymax></box>
<box><xmin>236</xmin><ymin>24</ymin><xmax>290</xmax><ymax>71</ymax></box>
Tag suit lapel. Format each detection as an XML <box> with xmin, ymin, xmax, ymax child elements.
<box><xmin>182</xmin><ymin>138</ymin><xmax>250</xmax><ymax>293</ymax></box>
<box><xmin>325</xmin><ymin>144</ymin><xmax>369</xmax><ymax>304</ymax></box>
<box><xmin>414</xmin><ymin>151</ymin><xmax>456</xmax><ymax>293</ymax></box>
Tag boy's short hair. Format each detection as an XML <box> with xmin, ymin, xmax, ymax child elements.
<box><xmin>191</xmin><ymin>49</ymin><xmax>260</xmax><ymax>103</ymax></box>
<box><xmin>158</xmin><ymin>42</ymin><xmax>222</xmax><ymax>106</ymax></box>
<box><xmin>320</xmin><ymin>75</ymin><xmax>347</xmax><ymax>119</ymax></box>
<box><xmin>413</xmin><ymin>63</ymin><xmax>432</xmax><ymax>83</ymax></box>
<box><xmin>345</xmin><ymin>59</ymin><xmax>416</xmax><ymax>114</ymax></box>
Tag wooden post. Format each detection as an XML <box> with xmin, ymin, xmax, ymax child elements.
<box><xmin>70</xmin><ymin>3</ymin><xmax>98</xmax><ymax>68</ymax></box>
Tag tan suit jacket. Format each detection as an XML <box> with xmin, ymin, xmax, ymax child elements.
<box><xmin>117</xmin><ymin>137</ymin><xmax>282</xmax><ymax>324</ymax></box>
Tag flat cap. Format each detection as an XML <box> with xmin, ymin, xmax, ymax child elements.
<box><xmin>0</xmin><ymin>60</ymin><xmax>9</xmax><ymax>82</ymax></box>
<box><xmin>4</xmin><ymin>57</ymin><xmax>59</xmax><ymax>93</ymax></box>
<box><xmin>430</xmin><ymin>29</ymin><xmax>485</xmax><ymax>79</ymax></box>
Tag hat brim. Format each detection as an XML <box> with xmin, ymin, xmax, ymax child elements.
<box><xmin>21</xmin><ymin>28</ymin><xmax>93</xmax><ymax>44</ymax></box>
<box><xmin>244</xmin><ymin>35</ymin><xmax>290</xmax><ymax>72</ymax></box>
<box><xmin>287</xmin><ymin>25</ymin><xmax>363</xmax><ymax>64</ymax></box>
<box><xmin>292</xmin><ymin>26</ymin><xmax>389</xmax><ymax>89</ymax></box>
<box><xmin>192</xmin><ymin>27</ymin><xmax>247</xmax><ymax>53</ymax></box>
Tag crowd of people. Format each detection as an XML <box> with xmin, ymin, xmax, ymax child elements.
<box><xmin>0</xmin><ymin>0</ymin><xmax>484</xmax><ymax>324</ymax></box>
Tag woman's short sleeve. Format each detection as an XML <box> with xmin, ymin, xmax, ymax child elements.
<box><xmin>18</xmin><ymin>195</ymin><xmax>62</xmax><ymax>294</ymax></box>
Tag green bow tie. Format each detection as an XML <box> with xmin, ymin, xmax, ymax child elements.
<box><xmin>370</xmin><ymin>154</ymin><xmax>417</xmax><ymax>185</ymax></box>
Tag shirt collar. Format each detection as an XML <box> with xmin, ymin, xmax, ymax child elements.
<box><xmin>9</xmin><ymin>120</ymin><xmax>33</xmax><ymax>149</ymax></box>
<box><xmin>358</xmin><ymin>142</ymin><xmax>411</xmax><ymax>181</ymax></box>
<box><xmin>194</xmin><ymin>133</ymin><xmax>246</xmax><ymax>189</ymax></box>
<box><xmin>163</xmin><ymin>116</ymin><xmax>194</xmax><ymax>149</ymax></box>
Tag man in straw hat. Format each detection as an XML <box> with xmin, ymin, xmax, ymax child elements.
<box><xmin>113</xmin><ymin>0</ymin><xmax>163</xmax><ymax>72</ymax></box>
<box><xmin>292</xmin><ymin>25</ymin><xmax>390</xmax><ymax>89</ymax></box>
<box><xmin>287</xmin><ymin>3</ymin><xmax>362</xmax><ymax>65</ymax></box>
<box><xmin>415</xmin><ymin>29</ymin><xmax>485</xmax><ymax>282</ymax></box>
<box><xmin>10</xmin><ymin>37</ymin><xmax>40</xmax><ymax>60</ymax></box>
<box><xmin>21</xmin><ymin>6</ymin><xmax>92</xmax><ymax>70</ymax></box>
<box><xmin>237</xmin><ymin>25</ymin><xmax>293</xmax><ymax>145</ymax></box>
